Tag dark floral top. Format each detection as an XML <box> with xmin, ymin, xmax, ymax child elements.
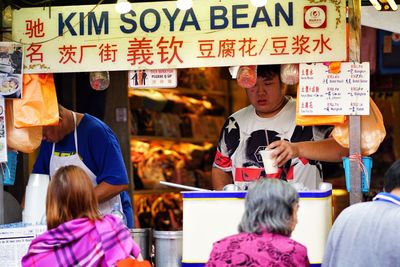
<box><xmin>205</xmin><ymin>231</ymin><xmax>310</xmax><ymax>267</ymax></box>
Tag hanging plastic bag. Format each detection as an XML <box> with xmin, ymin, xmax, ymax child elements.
<box><xmin>237</xmin><ymin>65</ymin><xmax>257</xmax><ymax>88</ymax></box>
<box><xmin>332</xmin><ymin>98</ymin><xmax>386</xmax><ymax>156</ymax></box>
<box><xmin>6</xmin><ymin>99</ymin><xmax>42</xmax><ymax>153</ymax></box>
<box><xmin>280</xmin><ymin>64</ymin><xmax>299</xmax><ymax>85</ymax></box>
<box><xmin>90</xmin><ymin>71</ymin><xmax>110</xmax><ymax>91</ymax></box>
<box><xmin>1</xmin><ymin>150</ymin><xmax>18</xmax><ymax>186</ymax></box>
<box><xmin>13</xmin><ymin>74</ymin><xmax>59</xmax><ymax>128</ymax></box>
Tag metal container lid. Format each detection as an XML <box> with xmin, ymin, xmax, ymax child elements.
<box><xmin>129</xmin><ymin>228</ymin><xmax>151</xmax><ymax>234</ymax></box>
<box><xmin>153</xmin><ymin>230</ymin><xmax>183</xmax><ymax>239</ymax></box>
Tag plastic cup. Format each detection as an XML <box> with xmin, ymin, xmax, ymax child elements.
<box><xmin>259</xmin><ymin>149</ymin><xmax>278</xmax><ymax>175</ymax></box>
<box><xmin>222</xmin><ymin>184</ymin><xmax>241</xmax><ymax>191</ymax></box>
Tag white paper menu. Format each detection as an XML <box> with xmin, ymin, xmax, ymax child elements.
<box><xmin>0</xmin><ymin>225</ymin><xmax>46</xmax><ymax>267</ymax></box>
<box><xmin>298</xmin><ymin>62</ymin><xmax>370</xmax><ymax>115</ymax></box>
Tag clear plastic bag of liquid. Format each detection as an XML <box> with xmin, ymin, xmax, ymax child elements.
<box><xmin>237</xmin><ymin>65</ymin><xmax>257</xmax><ymax>88</ymax></box>
<box><xmin>90</xmin><ymin>71</ymin><xmax>110</xmax><ymax>91</ymax></box>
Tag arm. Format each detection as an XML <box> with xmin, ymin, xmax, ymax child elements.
<box><xmin>32</xmin><ymin>141</ymin><xmax>51</xmax><ymax>175</ymax></box>
<box><xmin>211</xmin><ymin>167</ymin><xmax>233</xmax><ymax>190</ymax></box>
<box><xmin>268</xmin><ymin>137</ymin><xmax>349</xmax><ymax>167</ymax></box>
<box><xmin>211</xmin><ymin>116</ymin><xmax>240</xmax><ymax>190</ymax></box>
<box><xmin>95</xmin><ymin>181</ymin><xmax>129</xmax><ymax>203</ymax></box>
<box><xmin>89</xmin><ymin>123</ymin><xmax>130</xmax><ymax>203</ymax></box>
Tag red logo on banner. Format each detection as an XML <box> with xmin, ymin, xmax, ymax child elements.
<box><xmin>304</xmin><ymin>6</ymin><xmax>327</xmax><ymax>29</ymax></box>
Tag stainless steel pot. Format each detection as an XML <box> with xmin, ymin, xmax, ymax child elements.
<box><xmin>153</xmin><ymin>230</ymin><xmax>182</xmax><ymax>267</ymax></box>
<box><xmin>130</xmin><ymin>228</ymin><xmax>151</xmax><ymax>261</ymax></box>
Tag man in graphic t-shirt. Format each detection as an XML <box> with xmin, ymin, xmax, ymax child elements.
<box><xmin>212</xmin><ymin>65</ymin><xmax>349</xmax><ymax>190</ymax></box>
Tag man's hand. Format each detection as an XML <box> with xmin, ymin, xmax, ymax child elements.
<box><xmin>94</xmin><ymin>182</ymin><xmax>128</xmax><ymax>204</ymax></box>
<box><xmin>267</xmin><ymin>140</ymin><xmax>299</xmax><ymax>167</ymax></box>
<box><xmin>267</xmin><ymin>137</ymin><xmax>348</xmax><ymax>166</ymax></box>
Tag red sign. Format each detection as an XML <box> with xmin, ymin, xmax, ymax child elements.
<box><xmin>304</xmin><ymin>6</ymin><xmax>327</xmax><ymax>29</ymax></box>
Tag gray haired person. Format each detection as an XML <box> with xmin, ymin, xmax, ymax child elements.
<box><xmin>239</xmin><ymin>178</ymin><xmax>299</xmax><ymax>236</ymax></box>
<box><xmin>206</xmin><ymin>179</ymin><xmax>310</xmax><ymax>267</ymax></box>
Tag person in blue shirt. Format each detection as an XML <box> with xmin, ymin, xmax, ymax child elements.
<box><xmin>33</xmin><ymin>105</ymin><xmax>133</xmax><ymax>228</ymax></box>
<box><xmin>323</xmin><ymin>160</ymin><xmax>400</xmax><ymax>267</ymax></box>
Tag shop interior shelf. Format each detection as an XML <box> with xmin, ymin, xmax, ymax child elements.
<box><xmin>128</xmin><ymin>87</ymin><xmax>227</xmax><ymax>97</ymax></box>
<box><xmin>131</xmin><ymin>135</ymin><xmax>217</xmax><ymax>143</ymax></box>
<box><xmin>133</xmin><ymin>188</ymin><xmax>182</xmax><ymax>194</ymax></box>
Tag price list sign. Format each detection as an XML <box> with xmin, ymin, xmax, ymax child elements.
<box><xmin>299</xmin><ymin>62</ymin><xmax>370</xmax><ymax>115</ymax></box>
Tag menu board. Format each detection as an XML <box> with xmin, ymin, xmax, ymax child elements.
<box><xmin>298</xmin><ymin>62</ymin><xmax>370</xmax><ymax>115</ymax></box>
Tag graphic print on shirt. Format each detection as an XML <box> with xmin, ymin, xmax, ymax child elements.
<box><xmin>214</xmin><ymin>117</ymin><xmax>240</xmax><ymax>170</ymax></box>
<box><xmin>53</xmin><ymin>150</ymin><xmax>83</xmax><ymax>160</ymax></box>
<box><xmin>215</xmin><ymin>116</ymin><xmax>321</xmax><ymax>183</ymax></box>
<box><xmin>236</xmin><ymin>128</ymin><xmax>292</xmax><ymax>182</ymax></box>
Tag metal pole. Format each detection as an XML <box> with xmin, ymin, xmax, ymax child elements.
<box><xmin>348</xmin><ymin>0</ymin><xmax>363</xmax><ymax>204</ymax></box>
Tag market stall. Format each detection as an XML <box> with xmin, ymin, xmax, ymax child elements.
<box><xmin>0</xmin><ymin>0</ymin><xmax>395</xmax><ymax>265</ymax></box>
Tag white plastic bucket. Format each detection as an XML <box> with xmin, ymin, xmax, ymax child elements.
<box><xmin>23</xmin><ymin>174</ymin><xmax>49</xmax><ymax>225</ymax></box>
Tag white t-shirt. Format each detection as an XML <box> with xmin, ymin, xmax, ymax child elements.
<box><xmin>213</xmin><ymin>97</ymin><xmax>329</xmax><ymax>189</ymax></box>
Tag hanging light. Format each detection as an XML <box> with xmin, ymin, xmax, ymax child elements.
<box><xmin>369</xmin><ymin>0</ymin><xmax>382</xmax><ymax>10</ymax></box>
<box><xmin>369</xmin><ymin>0</ymin><xmax>398</xmax><ymax>11</ymax></box>
<box><xmin>176</xmin><ymin>0</ymin><xmax>193</xmax><ymax>10</ymax></box>
<box><xmin>250</xmin><ymin>0</ymin><xmax>267</xmax><ymax>8</ymax></box>
<box><xmin>2</xmin><ymin>6</ymin><xmax>13</xmax><ymax>28</ymax></box>
<box><xmin>115</xmin><ymin>0</ymin><xmax>132</xmax><ymax>14</ymax></box>
<box><xmin>386</xmin><ymin>0</ymin><xmax>398</xmax><ymax>10</ymax></box>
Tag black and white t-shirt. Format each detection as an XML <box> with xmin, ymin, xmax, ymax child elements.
<box><xmin>213</xmin><ymin>97</ymin><xmax>329</xmax><ymax>189</ymax></box>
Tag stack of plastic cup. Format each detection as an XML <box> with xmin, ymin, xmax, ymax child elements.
<box><xmin>22</xmin><ymin>173</ymin><xmax>50</xmax><ymax>225</ymax></box>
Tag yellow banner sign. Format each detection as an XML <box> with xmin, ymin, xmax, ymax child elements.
<box><xmin>12</xmin><ymin>0</ymin><xmax>346</xmax><ymax>73</ymax></box>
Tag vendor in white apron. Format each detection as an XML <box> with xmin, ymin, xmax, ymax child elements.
<box><xmin>33</xmin><ymin>105</ymin><xmax>133</xmax><ymax>227</ymax></box>
<box><xmin>49</xmin><ymin>112</ymin><xmax>122</xmax><ymax>215</ymax></box>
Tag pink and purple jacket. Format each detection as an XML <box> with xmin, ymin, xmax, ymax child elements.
<box><xmin>22</xmin><ymin>215</ymin><xmax>141</xmax><ymax>267</ymax></box>
<box><xmin>206</xmin><ymin>231</ymin><xmax>310</xmax><ymax>267</ymax></box>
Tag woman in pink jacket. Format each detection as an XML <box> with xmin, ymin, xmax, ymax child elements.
<box><xmin>206</xmin><ymin>178</ymin><xmax>310</xmax><ymax>267</ymax></box>
<box><xmin>22</xmin><ymin>165</ymin><xmax>141</xmax><ymax>267</ymax></box>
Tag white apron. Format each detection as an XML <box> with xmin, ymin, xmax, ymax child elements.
<box><xmin>49</xmin><ymin>112</ymin><xmax>123</xmax><ymax>215</ymax></box>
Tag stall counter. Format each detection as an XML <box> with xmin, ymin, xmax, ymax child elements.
<box><xmin>181</xmin><ymin>184</ymin><xmax>332</xmax><ymax>267</ymax></box>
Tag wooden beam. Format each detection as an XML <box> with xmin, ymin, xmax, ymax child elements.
<box><xmin>103</xmin><ymin>71</ymin><xmax>133</xmax><ymax>192</ymax></box>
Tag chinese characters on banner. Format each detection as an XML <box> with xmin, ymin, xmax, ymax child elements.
<box><xmin>298</xmin><ymin>62</ymin><xmax>370</xmax><ymax>116</ymax></box>
<box><xmin>12</xmin><ymin>0</ymin><xmax>346</xmax><ymax>73</ymax></box>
